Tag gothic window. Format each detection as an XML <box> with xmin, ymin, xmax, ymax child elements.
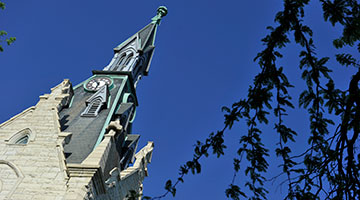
<box><xmin>6</xmin><ymin>128</ymin><xmax>32</xmax><ymax>145</ymax></box>
<box><xmin>114</xmin><ymin>54</ymin><xmax>126</xmax><ymax>71</ymax></box>
<box><xmin>124</xmin><ymin>53</ymin><xmax>133</xmax><ymax>66</ymax></box>
<box><xmin>15</xmin><ymin>135</ymin><xmax>29</xmax><ymax>144</ymax></box>
<box><xmin>118</xmin><ymin>54</ymin><xmax>126</xmax><ymax>65</ymax></box>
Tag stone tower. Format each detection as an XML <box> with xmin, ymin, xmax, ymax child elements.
<box><xmin>0</xmin><ymin>6</ymin><xmax>167</xmax><ymax>200</ymax></box>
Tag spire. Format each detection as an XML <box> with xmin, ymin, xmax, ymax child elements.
<box><xmin>113</xmin><ymin>6</ymin><xmax>167</xmax><ymax>52</ymax></box>
<box><xmin>103</xmin><ymin>6</ymin><xmax>167</xmax><ymax>79</ymax></box>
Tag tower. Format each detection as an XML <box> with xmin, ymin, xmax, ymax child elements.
<box><xmin>0</xmin><ymin>6</ymin><xmax>167</xmax><ymax>200</ymax></box>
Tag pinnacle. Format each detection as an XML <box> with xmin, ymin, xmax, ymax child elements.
<box><xmin>157</xmin><ymin>6</ymin><xmax>168</xmax><ymax>18</ymax></box>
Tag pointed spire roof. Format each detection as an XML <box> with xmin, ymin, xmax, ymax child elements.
<box><xmin>114</xmin><ymin>6</ymin><xmax>167</xmax><ymax>53</ymax></box>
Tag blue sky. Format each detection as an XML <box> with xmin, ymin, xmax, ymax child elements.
<box><xmin>0</xmin><ymin>0</ymin><xmax>358</xmax><ymax>199</ymax></box>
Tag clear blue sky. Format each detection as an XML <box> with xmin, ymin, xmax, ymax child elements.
<box><xmin>0</xmin><ymin>0</ymin><xmax>357</xmax><ymax>199</ymax></box>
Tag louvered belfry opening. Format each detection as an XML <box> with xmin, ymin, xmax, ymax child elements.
<box><xmin>81</xmin><ymin>97</ymin><xmax>103</xmax><ymax>117</ymax></box>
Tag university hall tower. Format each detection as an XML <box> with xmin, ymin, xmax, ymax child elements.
<box><xmin>0</xmin><ymin>6</ymin><xmax>167</xmax><ymax>200</ymax></box>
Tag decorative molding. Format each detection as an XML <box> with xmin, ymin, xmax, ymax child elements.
<box><xmin>0</xmin><ymin>160</ymin><xmax>24</xmax><ymax>198</ymax></box>
<box><xmin>106</xmin><ymin>120</ymin><xmax>123</xmax><ymax>134</ymax></box>
<box><xmin>0</xmin><ymin>160</ymin><xmax>24</xmax><ymax>178</ymax></box>
<box><xmin>67</xmin><ymin>163</ymin><xmax>107</xmax><ymax>195</ymax></box>
<box><xmin>5</xmin><ymin>128</ymin><xmax>35</xmax><ymax>145</ymax></box>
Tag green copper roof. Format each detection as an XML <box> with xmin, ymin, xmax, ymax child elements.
<box><xmin>114</xmin><ymin>6</ymin><xmax>167</xmax><ymax>51</ymax></box>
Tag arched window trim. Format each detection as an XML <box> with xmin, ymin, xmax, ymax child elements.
<box><xmin>124</xmin><ymin>53</ymin><xmax>134</xmax><ymax>66</ymax></box>
<box><xmin>0</xmin><ymin>160</ymin><xmax>25</xmax><ymax>198</ymax></box>
<box><xmin>5</xmin><ymin>128</ymin><xmax>35</xmax><ymax>145</ymax></box>
<box><xmin>115</xmin><ymin>49</ymin><xmax>136</xmax><ymax>71</ymax></box>
<box><xmin>15</xmin><ymin>135</ymin><xmax>29</xmax><ymax>144</ymax></box>
<box><xmin>114</xmin><ymin>53</ymin><xmax>126</xmax><ymax>71</ymax></box>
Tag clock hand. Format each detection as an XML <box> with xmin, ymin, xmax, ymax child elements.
<box><xmin>95</xmin><ymin>79</ymin><xmax>101</xmax><ymax>88</ymax></box>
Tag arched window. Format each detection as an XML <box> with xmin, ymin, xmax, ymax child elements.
<box><xmin>118</xmin><ymin>54</ymin><xmax>126</xmax><ymax>65</ymax></box>
<box><xmin>15</xmin><ymin>135</ymin><xmax>29</xmax><ymax>144</ymax></box>
<box><xmin>114</xmin><ymin>54</ymin><xmax>126</xmax><ymax>71</ymax></box>
<box><xmin>6</xmin><ymin>128</ymin><xmax>33</xmax><ymax>145</ymax></box>
<box><xmin>124</xmin><ymin>53</ymin><xmax>133</xmax><ymax>66</ymax></box>
<box><xmin>0</xmin><ymin>160</ymin><xmax>24</xmax><ymax>198</ymax></box>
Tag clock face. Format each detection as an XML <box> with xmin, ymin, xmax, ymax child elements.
<box><xmin>85</xmin><ymin>76</ymin><xmax>113</xmax><ymax>91</ymax></box>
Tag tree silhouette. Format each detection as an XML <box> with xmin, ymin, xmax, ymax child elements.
<box><xmin>141</xmin><ymin>0</ymin><xmax>360</xmax><ymax>199</ymax></box>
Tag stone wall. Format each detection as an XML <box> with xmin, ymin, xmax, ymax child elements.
<box><xmin>0</xmin><ymin>80</ymin><xmax>72</xmax><ymax>200</ymax></box>
<box><xmin>0</xmin><ymin>79</ymin><xmax>154</xmax><ymax>200</ymax></box>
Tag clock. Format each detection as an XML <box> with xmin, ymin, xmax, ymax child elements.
<box><xmin>84</xmin><ymin>76</ymin><xmax>113</xmax><ymax>91</ymax></box>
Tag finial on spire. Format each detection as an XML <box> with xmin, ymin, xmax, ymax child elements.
<box><xmin>152</xmin><ymin>6</ymin><xmax>168</xmax><ymax>24</ymax></box>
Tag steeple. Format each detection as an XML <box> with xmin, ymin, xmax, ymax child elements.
<box><xmin>0</xmin><ymin>7</ymin><xmax>166</xmax><ymax>200</ymax></box>
<box><xmin>103</xmin><ymin>6</ymin><xmax>168</xmax><ymax>87</ymax></box>
<box><xmin>59</xmin><ymin>6</ymin><xmax>167</xmax><ymax>163</ymax></box>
